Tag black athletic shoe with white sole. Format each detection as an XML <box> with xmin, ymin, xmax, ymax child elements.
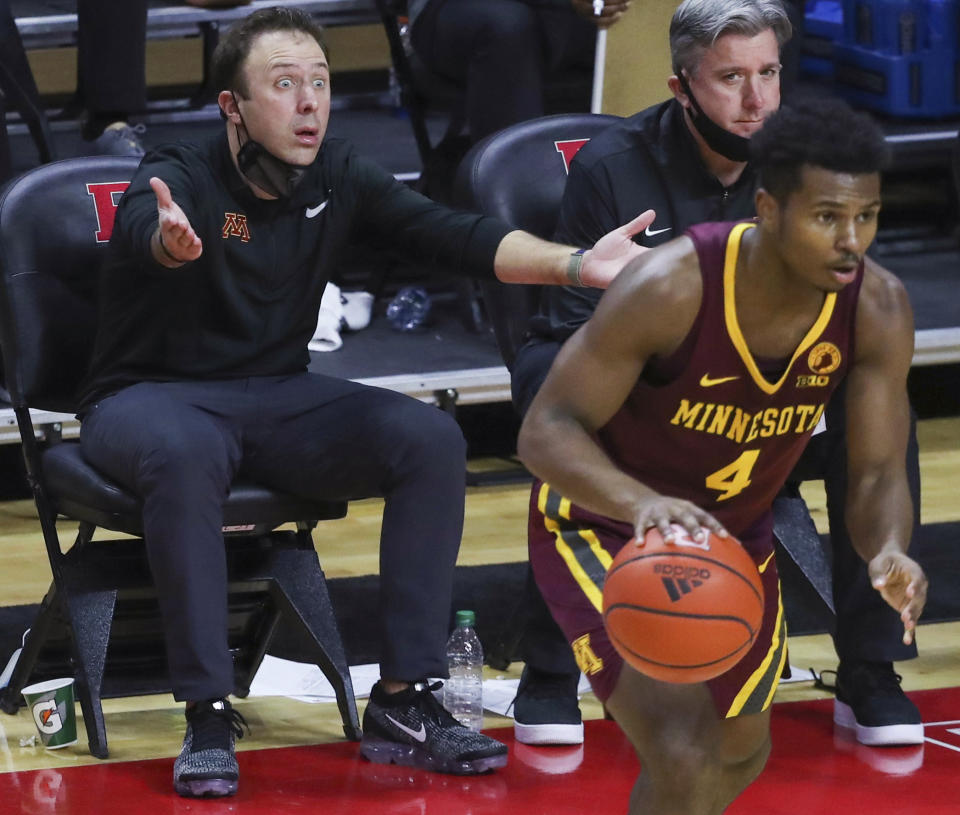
<box><xmin>512</xmin><ymin>666</ymin><xmax>584</xmax><ymax>746</ymax></box>
<box><xmin>173</xmin><ymin>698</ymin><xmax>248</xmax><ymax>798</ymax></box>
<box><xmin>833</xmin><ymin>660</ymin><xmax>923</xmax><ymax>746</ymax></box>
<box><xmin>360</xmin><ymin>680</ymin><xmax>508</xmax><ymax>775</ymax></box>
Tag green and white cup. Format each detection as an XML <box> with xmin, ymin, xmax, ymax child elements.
<box><xmin>21</xmin><ymin>678</ymin><xmax>78</xmax><ymax>749</ymax></box>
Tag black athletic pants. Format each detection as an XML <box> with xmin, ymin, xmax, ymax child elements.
<box><xmin>410</xmin><ymin>0</ymin><xmax>594</xmax><ymax>142</ymax></box>
<box><xmin>80</xmin><ymin>374</ymin><xmax>466</xmax><ymax>701</ymax></box>
<box><xmin>76</xmin><ymin>0</ymin><xmax>148</xmax><ymax>126</ymax></box>
<box><xmin>511</xmin><ymin>339</ymin><xmax>921</xmax><ymax>677</ymax></box>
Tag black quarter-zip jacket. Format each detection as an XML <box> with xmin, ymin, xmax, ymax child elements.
<box><xmin>81</xmin><ymin>132</ymin><xmax>510</xmax><ymax>408</ymax></box>
<box><xmin>530</xmin><ymin>98</ymin><xmax>759</xmax><ymax>343</ymax></box>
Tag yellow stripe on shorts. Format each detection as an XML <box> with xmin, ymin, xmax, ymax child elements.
<box><xmin>538</xmin><ymin>483</ymin><xmax>613</xmax><ymax>613</ymax></box>
<box><xmin>724</xmin><ymin>584</ymin><xmax>788</xmax><ymax>717</ymax></box>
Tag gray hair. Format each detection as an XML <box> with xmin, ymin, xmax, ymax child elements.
<box><xmin>670</xmin><ymin>0</ymin><xmax>793</xmax><ymax>77</ymax></box>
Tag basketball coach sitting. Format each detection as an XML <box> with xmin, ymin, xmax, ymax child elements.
<box><xmin>75</xmin><ymin>5</ymin><xmax>651</xmax><ymax>799</ymax></box>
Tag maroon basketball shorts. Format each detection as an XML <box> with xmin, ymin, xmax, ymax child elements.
<box><xmin>528</xmin><ymin>480</ymin><xmax>786</xmax><ymax>716</ymax></box>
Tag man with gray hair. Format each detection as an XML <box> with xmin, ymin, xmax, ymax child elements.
<box><xmin>510</xmin><ymin>0</ymin><xmax>924</xmax><ymax>753</ymax></box>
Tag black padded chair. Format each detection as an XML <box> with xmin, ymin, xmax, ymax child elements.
<box><xmin>451</xmin><ymin>113</ymin><xmax>617</xmax><ymax>663</ymax></box>
<box><xmin>0</xmin><ymin>156</ymin><xmax>361</xmax><ymax>757</ymax></box>
<box><xmin>453</xmin><ymin>112</ymin><xmax>620</xmax><ymax>369</ymax></box>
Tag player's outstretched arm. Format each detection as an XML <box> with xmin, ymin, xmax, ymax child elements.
<box><xmin>844</xmin><ymin>260</ymin><xmax>928</xmax><ymax>644</ymax></box>
<box><xmin>149</xmin><ymin>176</ymin><xmax>203</xmax><ymax>268</ymax></box>
<box><xmin>517</xmin><ymin>239</ymin><xmax>727</xmax><ymax>545</ymax></box>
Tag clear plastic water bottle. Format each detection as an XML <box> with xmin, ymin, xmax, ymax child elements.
<box><xmin>385</xmin><ymin>285</ymin><xmax>432</xmax><ymax>332</ymax></box>
<box><xmin>444</xmin><ymin>609</ymin><xmax>484</xmax><ymax>731</ymax></box>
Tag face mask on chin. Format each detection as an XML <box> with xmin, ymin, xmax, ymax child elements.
<box><xmin>231</xmin><ymin>92</ymin><xmax>308</xmax><ymax>199</ymax></box>
<box><xmin>677</xmin><ymin>72</ymin><xmax>752</xmax><ymax>163</ymax></box>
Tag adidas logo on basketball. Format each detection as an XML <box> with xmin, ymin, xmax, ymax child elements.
<box><xmin>660</xmin><ymin>576</ymin><xmax>704</xmax><ymax>602</ymax></box>
<box><xmin>654</xmin><ymin>564</ymin><xmax>711</xmax><ymax>603</ymax></box>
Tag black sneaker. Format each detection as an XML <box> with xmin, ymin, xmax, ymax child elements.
<box><xmin>833</xmin><ymin>660</ymin><xmax>923</xmax><ymax>746</ymax></box>
<box><xmin>512</xmin><ymin>666</ymin><xmax>584</xmax><ymax>746</ymax></box>
<box><xmin>173</xmin><ymin>698</ymin><xmax>248</xmax><ymax>798</ymax></box>
<box><xmin>360</xmin><ymin>680</ymin><xmax>508</xmax><ymax>775</ymax></box>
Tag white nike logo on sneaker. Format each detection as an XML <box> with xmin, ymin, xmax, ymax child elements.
<box><xmin>305</xmin><ymin>200</ymin><xmax>328</xmax><ymax>218</ymax></box>
<box><xmin>385</xmin><ymin>714</ymin><xmax>427</xmax><ymax>742</ymax></box>
<box><xmin>644</xmin><ymin>225</ymin><xmax>672</xmax><ymax>237</ymax></box>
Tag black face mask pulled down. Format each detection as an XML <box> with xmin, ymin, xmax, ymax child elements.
<box><xmin>231</xmin><ymin>95</ymin><xmax>308</xmax><ymax>199</ymax></box>
<box><xmin>236</xmin><ymin>139</ymin><xmax>308</xmax><ymax>199</ymax></box>
<box><xmin>677</xmin><ymin>72</ymin><xmax>752</xmax><ymax>163</ymax></box>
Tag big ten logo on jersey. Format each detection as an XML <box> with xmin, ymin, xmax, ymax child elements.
<box><xmin>798</xmin><ymin>342</ymin><xmax>842</xmax><ymax>388</ymax></box>
<box><xmin>86</xmin><ymin>181</ymin><xmax>131</xmax><ymax>243</ymax></box>
<box><xmin>554</xmin><ymin>139</ymin><xmax>591</xmax><ymax>175</ymax></box>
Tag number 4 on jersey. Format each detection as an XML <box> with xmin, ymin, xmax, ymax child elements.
<box><xmin>705</xmin><ymin>450</ymin><xmax>760</xmax><ymax>501</ymax></box>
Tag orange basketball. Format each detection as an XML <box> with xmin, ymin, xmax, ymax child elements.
<box><xmin>602</xmin><ymin>526</ymin><xmax>765</xmax><ymax>684</ymax></box>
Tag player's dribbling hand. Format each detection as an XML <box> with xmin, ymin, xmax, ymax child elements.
<box><xmin>869</xmin><ymin>551</ymin><xmax>928</xmax><ymax>645</ymax></box>
<box><xmin>631</xmin><ymin>494</ymin><xmax>728</xmax><ymax>548</ymax></box>
<box><xmin>150</xmin><ymin>176</ymin><xmax>203</xmax><ymax>265</ymax></box>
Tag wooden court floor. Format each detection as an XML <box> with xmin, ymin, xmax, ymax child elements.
<box><xmin>0</xmin><ymin>416</ymin><xmax>957</xmax><ymax>808</ymax></box>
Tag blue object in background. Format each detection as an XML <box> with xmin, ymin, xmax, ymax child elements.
<box><xmin>831</xmin><ymin>0</ymin><xmax>960</xmax><ymax>118</ymax></box>
<box><xmin>802</xmin><ymin>1</ymin><xmax>845</xmax><ymax>78</ymax></box>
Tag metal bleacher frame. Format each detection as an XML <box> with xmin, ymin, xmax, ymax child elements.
<box><xmin>12</xmin><ymin>0</ymin><xmax>383</xmax><ymax>123</ymax></box>
<box><xmin>14</xmin><ymin>0</ymin><xmax>378</xmax><ymax>51</ymax></box>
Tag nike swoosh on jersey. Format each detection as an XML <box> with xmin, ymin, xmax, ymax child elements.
<box><xmin>644</xmin><ymin>225</ymin><xmax>672</xmax><ymax>237</ymax></box>
<box><xmin>700</xmin><ymin>374</ymin><xmax>740</xmax><ymax>387</ymax></box>
<box><xmin>305</xmin><ymin>200</ymin><xmax>329</xmax><ymax>218</ymax></box>
<box><xmin>385</xmin><ymin>713</ymin><xmax>427</xmax><ymax>742</ymax></box>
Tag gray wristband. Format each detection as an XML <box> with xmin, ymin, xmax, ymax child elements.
<box><xmin>567</xmin><ymin>248</ymin><xmax>586</xmax><ymax>287</ymax></box>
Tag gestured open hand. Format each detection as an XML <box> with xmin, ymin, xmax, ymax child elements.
<box><xmin>150</xmin><ymin>176</ymin><xmax>203</xmax><ymax>266</ymax></box>
<box><xmin>577</xmin><ymin>208</ymin><xmax>655</xmax><ymax>288</ymax></box>
<box><xmin>869</xmin><ymin>550</ymin><xmax>927</xmax><ymax>645</ymax></box>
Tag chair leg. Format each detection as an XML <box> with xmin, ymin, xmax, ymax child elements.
<box><xmin>0</xmin><ymin>581</ymin><xmax>115</xmax><ymax>758</ymax></box>
<box><xmin>59</xmin><ymin>587</ymin><xmax>117</xmax><ymax>758</ymax></box>
<box><xmin>260</xmin><ymin>545</ymin><xmax>362</xmax><ymax>741</ymax></box>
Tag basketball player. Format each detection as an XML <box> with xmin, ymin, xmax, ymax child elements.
<box><xmin>517</xmin><ymin>97</ymin><xmax>928</xmax><ymax>814</ymax></box>
<box><xmin>512</xmin><ymin>0</ymin><xmax>925</xmax><ymax>752</ymax></box>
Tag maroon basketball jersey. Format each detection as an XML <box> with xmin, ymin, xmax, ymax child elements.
<box><xmin>597</xmin><ymin>221</ymin><xmax>862</xmax><ymax>551</ymax></box>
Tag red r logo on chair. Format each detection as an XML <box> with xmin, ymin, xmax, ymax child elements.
<box><xmin>554</xmin><ymin>139</ymin><xmax>591</xmax><ymax>175</ymax></box>
<box><xmin>86</xmin><ymin>182</ymin><xmax>131</xmax><ymax>243</ymax></box>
